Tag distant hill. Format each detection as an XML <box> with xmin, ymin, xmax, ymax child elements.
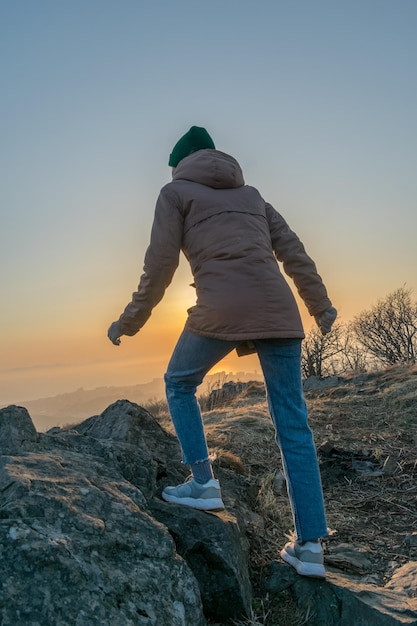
<box><xmin>18</xmin><ymin>370</ymin><xmax>262</xmax><ymax>431</ymax></box>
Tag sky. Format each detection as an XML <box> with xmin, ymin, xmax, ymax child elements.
<box><xmin>1</xmin><ymin>0</ymin><xmax>417</xmax><ymax>405</ymax></box>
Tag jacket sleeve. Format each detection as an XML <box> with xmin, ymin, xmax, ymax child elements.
<box><xmin>265</xmin><ymin>202</ymin><xmax>332</xmax><ymax>316</ymax></box>
<box><xmin>118</xmin><ymin>187</ymin><xmax>184</xmax><ymax>335</ymax></box>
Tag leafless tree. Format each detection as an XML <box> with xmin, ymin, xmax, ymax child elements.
<box><xmin>351</xmin><ymin>286</ymin><xmax>417</xmax><ymax>366</ymax></box>
<box><xmin>302</xmin><ymin>321</ymin><xmax>370</xmax><ymax>379</ymax></box>
<box><xmin>302</xmin><ymin>323</ymin><xmax>344</xmax><ymax>378</ymax></box>
<box><xmin>333</xmin><ymin>322</ymin><xmax>369</xmax><ymax>373</ymax></box>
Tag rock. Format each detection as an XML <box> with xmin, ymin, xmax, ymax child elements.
<box><xmin>72</xmin><ymin>399</ymin><xmax>184</xmax><ymax>499</ymax></box>
<box><xmin>149</xmin><ymin>500</ymin><xmax>252</xmax><ymax>621</ymax></box>
<box><xmin>386</xmin><ymin>563</ymin><xmax>417</xmax><ymax>598</ymax></box>
<box><xmin>0</xmin><ymin>456</ymin><xmax>206</xmax><ymax>625</ymax></box>
<box><xmin>319</xmin><ymin>440</ymin><xmax>336</xmax><ymax>456</ymax></box>
<box><xmin>0</xmin><ymin>402</ymin><xmax>253</xmax><ymax>625</ymax></box>
<box><xmin>205</xmin><ymin>381</ymin><xmax>247</xmax><ymax>408</ymax></box>
<box><xmin>318</xmin><ymin>443</ymin><xmax>384</xmax><ymax>483</ymax></box>
<box><xmin>272</xmin><ymin>469</ymin><xmax>286</xmax><ymax>494</ymax></box>
<box><xmin>0</xmin><ymin>406</ymin><xmax>206</xmax><ymax>626</ymax></box>
<box><xmin>204</xmin><ymin>380</ymin><xmax>265</xmax><ymax>409</ymax></box>
<box><xmin>405</xmin><ymin>533</ymin><xmax>417</xmax><ymax>548</ymax></box>
<box><xmin>324</xmin><ymin>543</ymin><xmax>373</xmax><ymax>575</ymax></box>
<box><xmin>73</xmin><ymin>398</ymin><xmax>168</xmax><ymax>445</ymax></box>
<box><xmin>264</xmin><ymin>561</ymin><xmax>417</xmax><ymax>625</ymax></box>
<box><xmin>150</xmin><ymin>464</ymin><xmax>253</xmax><ymax>620</ymax></box>
<box><xmin>0</xmin><ymin>405</ymin><xmax>38</xmax><ymax>454</ymax></box>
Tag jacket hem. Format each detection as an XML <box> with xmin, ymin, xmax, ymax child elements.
<box><xmin>184</xmin><ymin>323</ymin><xmax>305</xmax><ymax>341</ymax></box>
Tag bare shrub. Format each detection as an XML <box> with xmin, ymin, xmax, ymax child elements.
<box><xmin>302</xmin><ymin>322</ymin><xmax>344</xmax><ymax>378</ymax></box>
<box><xmin>335</xmin><ymin>322</ymin><xmax>369</xmax><ymax>373</ymax></box>
<box><xmin>352</xmin><ymin>286</ymin><xmax>417</xmax><ymax>366</ymax></box>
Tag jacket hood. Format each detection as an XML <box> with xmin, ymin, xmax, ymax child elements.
<box><xmin>172</xmin><ymin>149</ymin><xmax>245</xmax><ymax>189</ymax></box>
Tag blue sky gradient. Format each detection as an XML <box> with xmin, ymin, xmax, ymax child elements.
<box><xmin>1</xmin><ymin>0</ymin><xmax>416</xmax><ymax>403</ymax></box>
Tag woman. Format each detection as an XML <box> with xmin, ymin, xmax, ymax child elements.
<box><xmin>108</xmin><ymin>126</ymin><xmax>337</xmax><ymax>578</ymax></box>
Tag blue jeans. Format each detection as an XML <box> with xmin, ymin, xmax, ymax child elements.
<box><xmin>164</xmin><ymin>330</ymin><xmax>327</xmax><ymax>541</ymax></box>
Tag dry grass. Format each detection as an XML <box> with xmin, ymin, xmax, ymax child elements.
<box><xmin>147</xmin><ymin>365</ymin><xmax>417</xmax><ymax>625</ymax></box>
<box><xmin>308</xmin><ymin>365</ymin><xmax>417</xmax><ymax>581</ymax></box>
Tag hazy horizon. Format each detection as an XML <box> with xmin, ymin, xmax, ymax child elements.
<box><xmin>5</xmin><ymin>367</ymin><xmax>264</xmax><ymax>407</ymax></box>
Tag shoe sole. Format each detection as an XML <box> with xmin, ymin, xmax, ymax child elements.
<box><xmin>162</xmin><ymin>493</ymin><xmax>225</xmax><ymax>511</ymax></box>
<box><xmin>280</xmin><ymin>548</ymin><xmax>326</xmax><ymax>579</ymax></box>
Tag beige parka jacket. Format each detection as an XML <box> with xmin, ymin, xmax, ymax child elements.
<box><xmin>118</xmin><ymin>149</ymin><xmax>332</xmax><ymax>349</ymax></box>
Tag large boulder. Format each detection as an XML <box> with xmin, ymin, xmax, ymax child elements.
<box><xmin>0</xmin><ymin>409</ymin><xmax>205</xmax><ymax>625</ymax></box>
<box><xmin>150</xmin><ymin>497</ymin><xmax>252</xmax><ymax>621</ymax></box>
<box><xmin>0</xmin><ymin>401</ymin><xmax>253</xmax><ymax>625</ymax></box>
<box><xmin>0</xmin><ymin>405</ymin><xmax>38</xmax><ymax>454</ymax></box>
<box><xmin>264</xmin><ymin>560</ymin><xmax>417</xmax><ymax>625</ymax></box>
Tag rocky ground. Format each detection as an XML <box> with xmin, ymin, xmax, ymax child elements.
<box><xmin>311</xmin><ymin>367</ymin><xmax>417</xmax><ymax>576</ymax></box>
<box><xmin>156</xmin><ymin>364</ymin><xmax>417</xmax><ymax>625</ymax></box>
<box><xmin>1</xmin><ymin>365</ymin><xmax>416</xmax><ymax>626</ymax></box>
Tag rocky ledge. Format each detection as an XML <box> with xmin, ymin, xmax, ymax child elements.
<box><xmin>0</xmin><ymin>401</ymin><xmax>416</xmax><ymax>625</ymax></box>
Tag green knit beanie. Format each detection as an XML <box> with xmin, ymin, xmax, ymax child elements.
<box><xmin>168</xmin><ymin>126</ymin><xmax>215</xmax><ymax>167</ymax></box>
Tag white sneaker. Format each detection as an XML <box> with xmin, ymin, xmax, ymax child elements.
<box><xmin>280</xmin><ymin>540</ymin><xmax>326</xmax><ymax>578</ymax></box>
<box><xmin>162</xmin><ymin>476</ymin><xmax>225</xmax><ymax>511</ymax></box>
